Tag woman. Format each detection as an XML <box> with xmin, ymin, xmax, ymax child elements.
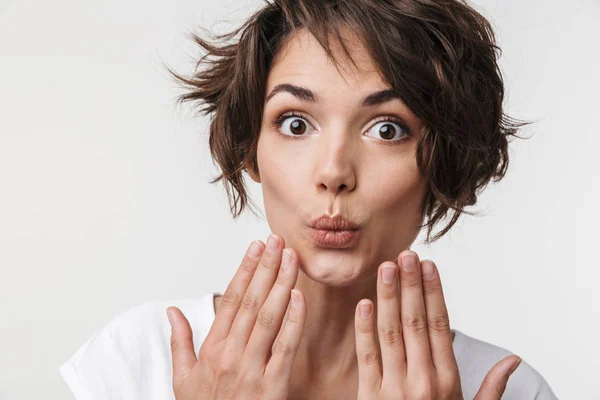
<box><xmin>59</xmin><ymin>0</ymin><xmax>557</xmax><ymax>399</ymax></box>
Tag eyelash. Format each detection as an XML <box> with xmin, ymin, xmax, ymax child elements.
<box><xmin>270</xmin><ymin>111</ymin><xmax>413</xmax><ymax>144</ymax></box>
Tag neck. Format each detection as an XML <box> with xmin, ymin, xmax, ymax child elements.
<box><xmin>284</xmin><ymin>268</ymin><xmax>380</xmax><ymax>390</ymax></box>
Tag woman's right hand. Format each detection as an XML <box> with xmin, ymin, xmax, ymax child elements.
<box><xmin>166</xmin><ymin>234</ymin><xmax>306</xmax><ymax>400</ymax></box>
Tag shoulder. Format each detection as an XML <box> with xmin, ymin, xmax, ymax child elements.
<box><xmin>58</xmin><ymin>293</ymin><xmax>218</xmax><ymax>400</ymax></box>
<box><xmin>452</xmin><ymin>329</ymin><xmax>558</xmax><ymax>399</ymax></box>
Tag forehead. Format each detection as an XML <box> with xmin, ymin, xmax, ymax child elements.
<box><xmin>266</xmin><ymin>29</ymin><xmax>388</xmax><ymax>95</ymax></box>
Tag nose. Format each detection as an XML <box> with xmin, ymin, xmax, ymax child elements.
<box><xmin>314</xmin><ymin>131</ymin><xmax>357</xmax><ymax>195</ymax></box>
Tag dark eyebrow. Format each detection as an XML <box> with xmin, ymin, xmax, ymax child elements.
<box><xmin>265</xmin><ymin>84</ymin><xmax>318</xmax><ymax>104</ymax></box>
<box><xmin>265</xmin><ymin>83</ymin><xmax>403</xmax><ymax>107</ymax></box>
<box><xmin>361</xmin><ymin>88</ymin><xmax>404</xmax><ymax>107</ymax></box>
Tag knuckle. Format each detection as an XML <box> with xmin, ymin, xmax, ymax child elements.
<box><xmin>378</xmin><ymin>325</ymin><xmax>403</xmax><ymax>346</ymax></box>
<box><xmin>221</xmin><ymin>290</ymin><xmax>241</xmax><ymax>308</ymax></box>
<box><xmin>216</xmin><ymin>352</ymin><xmax>237</xmax><ymax>376</ymax></box>
<box><xmin>417</xmin><ymin>389</ymin><xmax>434</xmax><ymax>400</ymax></box>
<box><xmin>380</xmin><ymin>287</ymin><xmax>397</xmax><ymax>300</ymax></box>
<box><xmin>428</xmin><ymin>314</ymin><xmax>451</xmax><ymax>334</ymax></box>
<box><xmin>274</xmin><ymin>273</ymin><xmax>290</xmax><ymax>288</ymax></box>
<box><xmin>287</xmin><ymin>307</ymin><xmax>303</xmax><ymax>324</ymax></box>
<box><xmin>412</xmin><ymin>380</ymin><xmax>434</xmax><ymax>399</ymax></box>
<box><xmin>356</xmin><ymin>322</ymin><xmax>374</xmax><ymax>334</ymax></box>
<box><xmin>255</xmin><ymin>379</ymin><xmax>269</xmax><ymax>397</ymax></box>
<box><xmin>422</xmin><ymin>279</ymin><xmax>443</xmax><ymax>295</ymax></box>
<box><xmin>360</xmin><ymin>351</ymin><xmax>380</xmax><ymax>367</ymax></box>
<box><xmin>481</xmin><ymin>377</ymin><xmax>505</xmax><ymax>398</ymax></box>
<box><xmin>402</xmin><ymin>277</ymin><xmax>422</xmax><ymax>290</ymax></box>
<box><xmin>241</xmin><ymin>290</ymin><xmax>260</xmax><ymax>312</ymax></box>
<box><xmin>257</xmin><ymin>308</ymin><xmax>275</xmax><ymax>329</ymax></box>
<box><xmin>272</xmin><ymin>339</ymin><xmax>292</xmax><ymax>358</ymax></box>
<box><xmin>239</xmin><ymin>371</ymin><xmax>256</xmax><ymax>387</ymax></box>
<box><xmin>259</xmin><ymin>257</ymin><xmax>276</xmax><ymax>270</ymax></box>
<box><xmin>439</xmin><ymin>376</ymin><xmax>459</xmax><ymax>396</ymax></box>
<box><xmin>403</xmin><ymin>313</ymin><xmax>428</xmax><ymax>335</ymax></box>
<box><xmin>438</xmin><ymin>365</ymin><xmax>459</xmax><ymax>381</ymax></box>
<box><xmin>169</xmin><ymin>336</ymin><xmax>181</xmax><ymax>354</ymax></box>
<box><xmin>241</xmin><ymin>258</ymin><xmax>258</xmax><ymax>273</ymax></box>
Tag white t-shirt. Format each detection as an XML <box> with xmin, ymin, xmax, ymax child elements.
<box><xmin>59</xmin><ymin>292</ymin><xmax>557</xmax><ymax>399</ymax></box>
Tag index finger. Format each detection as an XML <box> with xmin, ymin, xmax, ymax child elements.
<box><xmin>204</xmin><ymin>240</ymin><xmax>265</xmax><ymax>343</ymax></box>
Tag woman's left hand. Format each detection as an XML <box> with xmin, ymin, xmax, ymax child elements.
<box><xmin>354</xmin><ymin>250</ymin><xmax>522</xmax><ymax>400</ymax></box>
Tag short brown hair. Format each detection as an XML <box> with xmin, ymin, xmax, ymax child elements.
<box><xmin>164</xmin><ymin>0</ymin><xmax>530</xmax><ymax>244</ymax></box>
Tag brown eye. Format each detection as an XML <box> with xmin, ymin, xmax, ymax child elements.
<box><xmin>378</xmin><ymin>123</ymin><xmax>396</xmax><ymax>140</ymax></box>
<box><xmin>289</xmin><ymin>118</ymin><xmax>306</xmax><ymax>135</ymax></box>
<box><xmin>365</xmin><ymin>120</ymin><xmax>409</xmax><ymax>142</ymax></box>
<box><xmin>277</xmin><ymin>115</ymin><xmax>315</xmax><ymax>137</ymax></box>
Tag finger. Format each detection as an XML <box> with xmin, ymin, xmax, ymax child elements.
<box><xmin>205</xmin><ymin>240</ymin><xmax>265</xmax><ymax>343</ymax></box>
<box><xmin>228</xmin><ymin>234</ymin><xmax>284</xmax><ymax>351</ymax></box>
<box><xmin>398</xmin><ymin>251</ymin><xmax>433</xmax><ymax>373</ymax></box>
<box><xmin>355</xmin><ymin>299</ymin><xmax>383</xmax><ymax>392</ymax></box>
<box><xmin>245</xmin><ymin>247</ymin><xmax>300</xmax><ymax>366</ymax></box>
<box><xmin>265</xmin><ymin>289</ymin><xmax>307</xmax><ymax>380</ymax></box>
<box><xmin>473</xmin><ymin>356</ymin><xmax>522</xmax><ymax>400</ymax></box>
<box><xmin>376</xmin><ymin>261</ymin><xmax>407</xmax><ymax>382</ymax></box>
<box><xmin>420</xmin><ymin>260</ymin><xmax>459</xmax><ymax>377</ymax></box>
<box><xmin>167</xmin><ymin>307</ymin><xmax>197</xmax><ymax>382</ymax></box>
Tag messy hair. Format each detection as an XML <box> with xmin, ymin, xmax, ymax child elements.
<box><xmin>164</xmin><ymin>0</ymin><xmax>530</xmax><ymax>244</ymax></box>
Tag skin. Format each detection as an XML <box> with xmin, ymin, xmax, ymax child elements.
<box><xmin>245</xmin><ymin>27</ymin><xmax>432</xmax><ymax>395</ymax></box>
<box><xmin>169</xmin><ymin>27</ymin><xmax>520</xmax><ymax>400</ymax></box>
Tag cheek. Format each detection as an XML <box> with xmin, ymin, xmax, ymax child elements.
<box><xmin>257</xmin><ymin>147</ymin><xmax>314</xmax><ymax>251</ymax></box>
<box><xmin>256</xmin><ymin>136</ymin><xmax>308</xmax><ymax>214</ymax></box>
<box><xmin>364</xmin><ymin>155</ymin><xmax>425</xmax><ymax>213</ymax></box>
<box><xmin>362</xmin><ymin>155</ymin><xmax>426</xmax><ymax>252</ymax></box>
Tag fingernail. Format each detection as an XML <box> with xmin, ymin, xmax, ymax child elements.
<box><xmin>267</xmin><ymin>234</ymin><xmax>279</xmax><ymax>252</ymax></box>
<box><xmin>248</xmin><ymin>240</ymin><xmax>262</xmax><ymax>259</ymax></box>
<box><xmin>401</xmin><ymin>254</ymin><xmax>417</xmax><ymax>272</ymax></box>
<box><xmin>282</xmin><ymin>248</ymin><xmax>293</xmax><ymax>269</ymax></box>
<box><xmin>421</xmin><ymin>261</ymin><xmax>436</xmax><ymax>280</ymax></box>
<box><xmin>359</xmin><ymin>301</ymin><xmax>372</xmax><ymax>318</ymax></box>
<box><xmin>382</xmin><ymin>265</ymin><xmax>396</xmax><ymax>284</ymax></box>
<box><xmin>166</xmin><ymin>308</ymin><xmax>173</xmax><ymax>327</ymax></box>
<box><xmin>508</xmin><ymin>357</ymin><xmax>522</xmax><ymax>375</ymax></box>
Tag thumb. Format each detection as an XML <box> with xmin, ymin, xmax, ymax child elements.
<box><xmin>167</xmin><ymin>306</ymin><xmax>197</xmax><ymax>380</ymax></box>
<box><xmin>473</xmin><ymin>355</ymin><xmax>522</xmax><ymax>400</ymax></box>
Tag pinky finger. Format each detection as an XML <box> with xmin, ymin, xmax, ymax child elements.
<box><xmin>355</xmin><ymin>300</ymin><xmax>382</xmax><ymax>392</ymax></box>
<box><xmin>265</xmin><ymin>289</ymin><xmax>307</xmax><ymax>379</ymax></box>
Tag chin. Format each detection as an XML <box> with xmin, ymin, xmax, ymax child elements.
<box><xmin>296</xmin><ymin>251</ymin><xmax>374</xmax><ymax>287</ymax></box>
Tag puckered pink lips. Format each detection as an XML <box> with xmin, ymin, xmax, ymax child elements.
<box><xmin>309</xmin><ymin>214</ymin><xmax>360</xmax><ymax>231</ymax></box>
<box><xmin>308</xmin><ymin>214</ymin><xmax>361</xmax><ymax>248</ymax></box>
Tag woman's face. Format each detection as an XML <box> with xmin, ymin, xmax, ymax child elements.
<box><xmin>248</xmin><ymin>29</ymin><xmax>427</xmax><ymax>286</ymax></box>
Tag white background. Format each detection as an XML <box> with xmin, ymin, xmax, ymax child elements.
<box><xmin>1</xmin><ymin>0</ymin><xmax>598</xmax><ymax>399</ymax></box>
